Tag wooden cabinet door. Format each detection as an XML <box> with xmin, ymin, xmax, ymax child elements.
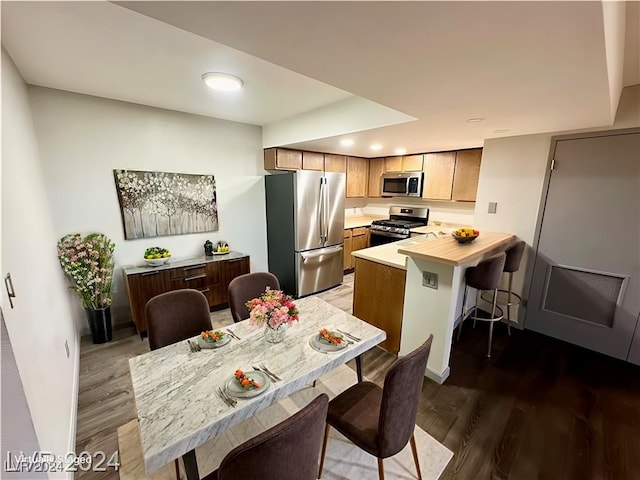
<box><xmin>126</xmin><ymin>269</ymin><xmax>170</xmax><ymax>334</ymax></box>
<box><xmin>352</xmin><ymin>227</ymin><xmax>369</xmax><ymax>252</ymax></box>
<box><xmin>343</xmin><ymin>230</ymin><xmax>353</xmax><ymax>271</ymax></box>
<box><xmin>402</xmin><ymin>155</ymin><xmax>423</xmax><ymax>172</ymax></box>
<box><xmin>222</xmin><ymin>256</ymin><xmax>250</xmax><ymax>303</ymax></box>
<box><xmin>302</xmin><ymin>151</ymin><xmax>324</xmax><ymax>171</ymax></box>
<box><xmin>264</xmin><ymin>148</ymin><xmax>302</xmax><ymax>170</ymax></box>
<box><xmin>346</xmin><ymin>156</ymin><xmax>369</xmax><ymax>198</ymax></box>
<box><xmin>367</xmin><ymin>158</ymin><xmax>385</xmax><ymax>197</ymax></box>
<box><xmin>422</xmin><ymin>152</ymin><xmax>455</xmax><ymax>200</ymax></box>
<box><xmin>325</xmin><ymin>154</ymin><xmax>347</xmax><ymax>173</ymax></box>
<box><xmin>204</xmin><ymin>262</ymin><xmax>224</xmax><ymax>306</ymax></box>
<box><xmin>384</xmin><ymin>156</ymin><xmax>403</xmax><ymax>172</ymax></box>
<box><xmin>452</xmin><ymin>149</ymin><xmax>482</xmax><ymax>201</ymax></box>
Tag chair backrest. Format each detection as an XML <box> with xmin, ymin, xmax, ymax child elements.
<box><xmin>465</xmin><ymin>252</ymin><xmax>507</xmax><ymax>291</ymax></box>
<box><xmin>228</xmin><ymin>272</ymin><xmax>281</xmax><ymax>323</ymax></box>
<box><xmin>504</xmin><ymin>240</ymin><xmax>526</xmax><ymax>273</ymax></box>
<box><xmin>378</xmin><ymin>335</ymin><xmax>433</xmax><ymax>458</ymax></box>
<box><xmin>146</xmin><ymin>289</ymin><xmax>212</xmax><ymax>350</ymax></box>
<box><xmin>217</xmin><ymin>394</ymin><xmax>329</xmax><ymax>480</ymax></box>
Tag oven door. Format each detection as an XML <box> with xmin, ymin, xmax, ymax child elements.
<box><xmin>370</xmin><ymin>230</ymin><xmax>408</xmax><ymax>247</ymax></box>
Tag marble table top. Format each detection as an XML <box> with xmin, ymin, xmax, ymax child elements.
<box><xmin>129</xmin><ymin>295</ymin><xmax>386</xmax><ymax>475</ymax></box>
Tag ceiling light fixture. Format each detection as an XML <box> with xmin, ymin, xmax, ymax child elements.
<box><xmin>340</xmin><ymin>139</ymin><xmax>354</xmax><ymax>147</ymax></box>
<box><xmin>370</xmin><ymin>144</ymin><xmax>382</xmax><ymax>151</ymax></box>
<box><xmin>202</xmin><ymin>72</ymin><xmax>243</xmax><ymax>92</ymax></box>
<box><xmin>466</xmin><ymin>117</ymin><xmax>485</xmax><ymax>123</ymax></box>
<box><xmin>395</xmin><ymin>148</ymin><xmax>407</xmax><ymax>155</ymax></box>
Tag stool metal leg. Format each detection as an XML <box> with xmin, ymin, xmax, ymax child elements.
<box><xmin>473</xmin><ymin>289</ymin><xmax>480</xmax><ymax>328</ymax></box>
<box><xmin>506</xmin><ymin>272</ymin><xmax>513</xmax><ymax>335</ymax></box>
<box><xmin>487</xmin><ymin>288</ymin><xmax>499</xmax><ymax>358</ymax></box>
<box><xmin>457</xmin><ymin>285</ymin><xmax>468</xmax><ymax>341</ymax></box>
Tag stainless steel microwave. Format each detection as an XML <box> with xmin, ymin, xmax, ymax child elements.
<box><xmin>381</xmin><ymin>172</ymin><xmax>423</xmax><ymax>197</ymax></box>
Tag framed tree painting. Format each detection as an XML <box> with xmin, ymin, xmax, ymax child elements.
<box><xmin>113</xmin><ymin>169</ymin><xmax>218</xmax><ymax>239</ymax></box>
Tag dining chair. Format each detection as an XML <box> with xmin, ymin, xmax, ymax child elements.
<box><xmin>146</xmin><ymin>288</ymin><xmax>213</xmax><ymax>480</ymax></box>
<box><xmin>228</xmin><ymin>272</ymin><xmax>280</xmax><ymax>323</ymax></box>
<box><xmin>203</xmin><ymin>393</ymin><xmax>329</xmax><ymax>480</ymax></box>
<box><xmin>318</xmin><ymin>335</ymin><xmax>433</xmax><ymax>480</ymax></box>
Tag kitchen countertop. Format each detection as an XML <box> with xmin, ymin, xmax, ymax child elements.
<box><xmin>122</xmin><ymin>251</ymin><xmax>247</xmax><ymax>275</ymax></box>
<box><xmin>398</xmin><ymin>231</ymin><xmax>516</xmax><ymax>266</ymax></box>
<box><xmin>351</xmin><ymin>233</ymin><xmax>446</xmax><ymax>270</ymax></box>
<box><xmin>344</xmin><ymin>215</ymin><xmax>386</xmax><ymax>229</ymax></box>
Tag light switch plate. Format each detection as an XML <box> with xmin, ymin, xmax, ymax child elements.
<box><xmin>422</xmin><ymin>271</ymin><xmax>438</xmax><ymax>289</ymax></box>
<box><xmin>488</xmin><ymin>202</ymin><xmax>498</xmax><ymax>214</ymax></box>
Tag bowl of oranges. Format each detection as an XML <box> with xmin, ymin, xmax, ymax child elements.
<box><xmin>144</xmin><ymin>247</ymin><xmax>171</xmax><ymax>266</ymax></box>
<box><xmin>452</xmin><ymin>228</ymin><xmax>480</xmax><ymax>243</ymax></box>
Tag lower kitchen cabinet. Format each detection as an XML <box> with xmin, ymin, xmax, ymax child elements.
<box><xmin>124</xmin><ymin>253</ymin><xmax>250</xmax><ymax>335</ymax></box>
<box><xmin>353</xmin><ymin>257</ymin><xmax>405</xmax><ymax>354</ymax></box>
<box><xmin>343</xmin><ymin>227</ymin><xmax>370</xmax><ymax>272</ymax></box>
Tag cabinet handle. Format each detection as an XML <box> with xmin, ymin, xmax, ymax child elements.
<box><xmin>185</xmin><ymin>274</ymin><xmax>207</xmax><ymax>282</ymax></box>
<box><xmin>227</xmin><ymin>259</ymin><xmax>243</xmax><ymax>263</ymax></box>
<box><xmin>4</xmin><ymin>273</ymin><xmax>15</xmax><ymax>309</ymax></box>
<box><xmin>197</xmin><ymin>288</ymin><xmax>210</xmax><ymax>294</ymax></box>
<box><xmin>183</xmin><ymin>264</ymin><xmax>206</xmax><ymax>272</ymax></box>
<box><xmin>142</xmin><ymin>271</ymin><xmax>160</xmax><ymax>277</ymax></box>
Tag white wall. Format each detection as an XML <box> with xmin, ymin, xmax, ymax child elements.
<box><xmin>27</xmin><ymin>87</ymin><xmax>267</xmax><ymax>330</ymax></box>
<box><xmin>2</xmin><ymin>50</ymin><xmax>78</xmax><ymax>479</ymax></box>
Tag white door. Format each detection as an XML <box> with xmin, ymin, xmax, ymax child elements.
<box><xmin>526</xmin><ymin>130</ymin><xmax>640</xmax><ymax>362</ymax></box>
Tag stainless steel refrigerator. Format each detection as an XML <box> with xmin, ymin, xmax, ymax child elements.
<box><xmin>265</xmin><ymin>170</ymin><xmax>345</xmax><ymax>297</ymax></box>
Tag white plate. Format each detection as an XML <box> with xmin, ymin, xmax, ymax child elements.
<box><xmin>144</xmin><ymin>258</ymin><xmax>167</xmax><ymax>266</ymax></box>
<box><xmin>309</xmin><ymin>333</ymin><xmax>348</xmax><ymax>353</ymax></box>
<box><xmin>197</xmin><ymin>334</ymin><xmax>231</xmax><ymax>349</ymax></box>
<box><xmin>225</xmin><ymin>370</ymin><xmax>270</xmax><ymax>398</ymax></box>
<box><xmin>213</xmin><ymin>251</ymin><xmax>229</xmax><ymax>255</ymax></box>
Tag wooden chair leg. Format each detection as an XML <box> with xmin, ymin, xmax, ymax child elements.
<box><xmin>174</xmin><ymin>459</ymin><xmax>180</xmax><ymax>480</ymax></box>
<box><xmin>318</xmin><ymin>424</ymin><xmax>330</xmax><ymax>478</ymax></box>
<box><xmin>410</xmin><ymin>434</ymin><xmax>422</xmax><ymax>480</ymax></box>
<box><xmin>377</xmin><ymin>458</ymin><xmax>385</xmax><ymax>480</ymax></box>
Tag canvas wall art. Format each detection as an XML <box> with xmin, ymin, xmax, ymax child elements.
<box><xmin>113</xmin><ymin>169</ymin><xmax>218</xmax><ymax>239</ymax></box>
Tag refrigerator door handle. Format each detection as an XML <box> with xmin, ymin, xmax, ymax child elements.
<box><xmin>323</xmin><ymin>177</ymin><xmax>329</xmax><ymax>244</ymax></box>
<box><xmin>319</xmin><ymin>177</ymin><xmax>327</xmax><ymax>244</ymax></box>
<box><xmin>300</xmin><ymin>245</ymin><xmax>343</xmax><ymax>262</ymax></box>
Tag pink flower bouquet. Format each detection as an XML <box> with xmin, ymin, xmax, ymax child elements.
<box><xmin>246</xmin><ymin>287</ymin><xmax>299</xmax><ymax>329</ymax></box>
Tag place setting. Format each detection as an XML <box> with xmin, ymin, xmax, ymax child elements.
<box><xmin>309</xmin><ymin>327</ymin><xmax>361</xmax><ymax>353</ymax></box>
<box><xmin>216</xmin><ymin>365</ymin><xmax>280</xmax><ymax>407</ymax></box>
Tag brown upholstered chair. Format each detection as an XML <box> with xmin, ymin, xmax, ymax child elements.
<box><xmin>456</xmin><ymin>252</ymin><xmax>507</xmax><ymax>357</ymax></box>
<box><xmin>203</xmin><ymin>394</ymin><xmax>329</xmax><ymax>480</ymax></box>
<box><xmin>146</xmin><ymin>289</ymin><xmax>213</xmax><ymax>351</ymax></box>
<box><xmin>146</xmin><ymin>288</ymin><xmax>213</xmax><ymax>480</ymax></box>
<box><xmin>228</xmin><ymin>272</ymin><xmax>280</xmax><ymax>323</ymax></box>
<box><xmin>318</xmin><ymin>336</ymin><xmax>433</xmax><ymax>480</ymax></box>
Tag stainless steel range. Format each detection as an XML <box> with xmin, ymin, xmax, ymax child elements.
<box><xmin>370</xmin><ymin>206</ymin><xmax>429</xmax><ymax>246</ymax></box>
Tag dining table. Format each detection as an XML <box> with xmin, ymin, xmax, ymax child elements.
<box><xmin>128</xmin><ymin>295</ymin><xmax>387</xmax><ymax>480</ymax></box>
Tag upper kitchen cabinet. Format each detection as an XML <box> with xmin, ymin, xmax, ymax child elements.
<box><xmin>452</xmin><ymin>148</ymin><xmax>482</xmax><ymax>201</ymax></box>
<box><xmin>325</xmin><ymin>154</ymin><xmax>347</xmax><ymax>173</ymax></box>
<box><xmin>385</xmin><ymin>155</ymin><xmax>423</xmax><ymax>172</ymax></box>
<box><xmin>302</xmin><ymin>151</ymin><xmax>324</xmax><ymax>171</ymax></box>
<box><xmin>367</xmin><ymin>157</ymin><xmax>386</xmax><ymax>197</ymax></box>
<box><xmin>422</xmin><ymin>152</ymin><xmax>455</xmax><ymax>200</ymax></box>
<box><xmin>264</xmin><ymin>148</ymin><xmax>302</xmax><ymax>170</ymax></box>
<box><xmin>346</xmin><ymin>156</ymin><xmax>369</xmax><ymax>198</ymax></box>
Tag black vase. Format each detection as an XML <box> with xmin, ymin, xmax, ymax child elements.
<box><xmin>85</xmin><ymin>307</ymin><xmax>113</xmax><ymax>344</ymax></box>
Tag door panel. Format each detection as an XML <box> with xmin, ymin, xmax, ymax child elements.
<box><xmin>296</xmin><ymin>246</ymin><xmax>344</xmax><ymax>297</ymax></box>
<box><xmin>294</xmin><ymin>170</ymin><xmax>324</xmax><ymax>251</ymax></box>
<box><xmin>527</xmin><ymin>131</ymin><xmax>640</xmax><ymax>362</ymax></box>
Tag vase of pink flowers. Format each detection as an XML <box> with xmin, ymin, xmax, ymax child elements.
<box><xmin>246</xmin><ymin>287</ymin><xmax>299</xmax><ymax>344</ymax></box>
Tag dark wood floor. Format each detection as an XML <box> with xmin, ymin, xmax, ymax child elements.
<box><xmin>76</xmin><ymin>275</ymin><xmax>640</xmax><ymax>479</ymax></box>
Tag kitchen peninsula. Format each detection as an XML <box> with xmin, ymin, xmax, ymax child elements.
<box><xmin>352</xmin><ymin>231</ymin><xmax>515</xmax><ymax>383</ymax></box>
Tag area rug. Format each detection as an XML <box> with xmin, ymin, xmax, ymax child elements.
<box><xmin>118</xmin><ymin>365</ymin><xmax>453</xmax><ymax>480</ymax></box>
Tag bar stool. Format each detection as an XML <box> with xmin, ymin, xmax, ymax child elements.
<box><xmin>481</xmin><ymin>241</ymin><xmax>526</xmax><ymax>335</ymax></box>
<box><xmin>457</xmin><ymin>252</ymin><xmax>506</xmax><ymax>357</ymax></box>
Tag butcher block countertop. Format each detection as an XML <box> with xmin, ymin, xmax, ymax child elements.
<box><xmin>398</xmin><ymin>231</ymin><xmax>516</xmax><ymax>266</ymax></box>
<box><xmin>344</xmin><ymin>215</ymin><xmax>386</xmax><ymax>229</ymax></box>
<box><xmin>351</xmin><ymin>241</ymin><xmax>410</xmax><ymax>270</ymax></box>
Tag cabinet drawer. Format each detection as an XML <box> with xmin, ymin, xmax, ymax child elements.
<box><xmin>352</xmin><ymin>227</ymin><xmax>368</xmax><ymax>237</ymax></box>
<box><xmin>170</xmin><ymin>264</ymin><xmax>206</xmax><ymax>279</ymax></box>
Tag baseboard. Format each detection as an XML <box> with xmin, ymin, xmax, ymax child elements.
<box><xmin>66</xmin><ymin>329</ymin><xmax>81</xmax><ymax>480</ymax></box>
<box><xmin>425</xmin><ymin>365</ymin><xmax>450</xmax><ymax>384</ymax></box>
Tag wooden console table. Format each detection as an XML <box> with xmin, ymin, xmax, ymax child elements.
<box><xmin>123</xmin><ymin>252</ymin><xmax>250</xmax><ymax>335</ymax></box>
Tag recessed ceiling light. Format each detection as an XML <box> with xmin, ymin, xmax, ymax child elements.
<box><xmin>494</xmin><ymin>129</ymin><xmax>511</xmax><ymax>133</ymax></box>
<box><xmin>395</xmin><ymin>148</ymin><xmax>407</xmax><ymax>155</ymax></box>
<box><xmin>202</xmin><ymin>72</ymin><xmax>243</xmax><ymax>92</ymax></box>
<box><xmin>370</xmin><ymin>144</ymin><xmax>382</xmax><ymax>151</ymax></box>
<box><xmin>466</xmin><ymin>117</ymin><xmax>485</xmax><ymax>123</ymax></box>
<box><xmin>340</xmin><ymin>139</ymin><xmax>354</xmax><ymax>147</ymax></box>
